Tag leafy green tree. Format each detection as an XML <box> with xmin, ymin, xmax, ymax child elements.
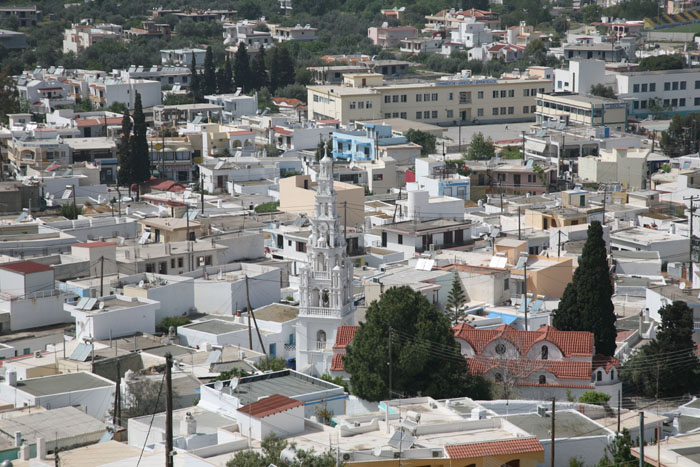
<box><xmin>621</xmin><ymin>301</ymin><xmax>700</xmax><ymax>397</ymax></box>
<box><xmin>233</xmin><ymin>43</ymin><xmax>254</xmax><ymax>93</ymax></box>
<box><xmin>163</xmin><ymin>94</ymin><xmax>196</xmax><ymax>106</ymax></box>
<box><xmin>117</xmin><ymin>108</ymin><xmax>132</xmax><ymax>186</ymax></box>
<box><xmin>553</xmin><ymin>221</ymin><xmax>617</xmax><ymax>356</ymax></box>
<box><xmin>405</xmin><ymin>129</ymin><xmax>436</xmax><ymax>156</ymax></box>
<box><xmin>500</xmin><ymin>146</ymin><xmax>522</xmax><ymax>159</ymax></box>
<box><xmin>190</xmin><ymin>53</ymin><xmax>203</xmax><ymax>103</ymax></box>
<box><xmin>524</xmin><ymin>39</ymin><xmax>548</xmax><ymax>66</ymax></box>
<box><xmin>637</xmin><ymin>55</ymin><xmax>684</xmax><ymax>72</ymax></box>
<box><xmin>320</xmin><ymin>373</ymin><xmax>349</xmax><ymax>392</ymax></box>
<box><xmin>130</xmin><ymin>93</ymin><xmax>151</xmax><ymax>198</ymax></box>
<box><xmin>227</xmin><ymin>436</ymin><xmax>338</xmax><ymax>467</ymax></box>
<box><xmin>597</xmin><ymin>429</ymin><xmax>636</xmax><ymax>467</ymax></box>
<box><xmin>0</xmin><ymin>67</ymin><xmax>20</xmax><ymax>124</ymax></box>
<box><xmin>251</xmin><ymin>47</ymin><xmax>268</xmax><ymax>90</ymax></box>
<box><xmin>203</xmin><ymin>46</ymin><xmax>216</xmax><ymax>96</ymax></box>
<box><xmin>553</xmin><ymin>16</ymin><xmax>569</xmax><ymax>34</ymax></box>
<box><xmin>276</xmin><ymin>83</ymin><xmax>307</xmax><ymax>101</ymax></box>
<box><xmin>578</xmin><ymin>391</ymin><xmax>611</xmax><ymax>404</ymax></box>
<box><xmin>315</xmin><ymin>140</ymin><xmax>326</xmax><ymax>162</ymax></box>
<box><xmin>446</xmin><ymin>270</ymin><xmax>466</xmax><ymax>325</ymax></box>
<box><xmin>268</xmin><ymin>46</ymin><xmax>295</xmax><ymax>92</ymax></box>
<box><xmin>156</xmin><ymin>316</ymin><xmax>191</xmax><ymax>334</ymax></box>
<box><xmin>254</xmin><ymin>356</ymin><xmax>287</xmax><ymax>371</ymax></box>
<box><xmin>582</xmin><ymin>4</ymin><xmax>602</xmax><ymax>23</ymax></box>
<box><xmin>466</xmin><ymin>132</ymin><xmax>496</xmax><ymax>160</ymax></box>
<box><xmin>590</xmin><ymin>84</ymin><xmax>617</xmax><ymax>99</ymax></box>
<box><xmin>344</xmin><ymin>286</ymin><xmax>491</xmax><ymax>402</ymax></box>
<box><xmin>660</xmin><ymin>113</ymin><xmax>700</xmax><ymax>156</ymax></box>
<box><xmin>254</xmin><ymin>201</ymin><xmax>280</xmax><ymax>213</ymax></box>
<box><xmin>59</xmin><ymin>204</ymin><xmax>82</xmax><ymax>220</ymax></box>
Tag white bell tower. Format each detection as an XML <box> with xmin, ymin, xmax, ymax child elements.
<box><xmin>295</xmin><ymin>148</ymin><xmax>354</xmax><ymax>375</ymax></box>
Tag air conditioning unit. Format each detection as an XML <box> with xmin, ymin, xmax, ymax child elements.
<box><xmin>393</xmin><ymin>453</ymin><xmax>401</xmax><ymax>459</ymax></box>
<box><xmin>34</xmin><ymin>351</ymin><xmax>42</xmax><ymax>358</ymax></box>
<box><xmin>432</xmin><ymin>450</ymin><xmax>442</xmax><ymax>458</ymax></box>
<box><xmin>537</xmin><ymin>405</ymin><xmax>548</xmax><ymax>417</ymax></box>
<box><xmin>343</xmin><ymin>453</ymin><xmax>351</xmax><ymax>461</ymax></box>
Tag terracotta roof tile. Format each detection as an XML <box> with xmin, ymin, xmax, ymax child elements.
<box><xmin>454</xmin><ymin>324</ymin><xmax>594</xmax><ymax>357</ymax></box>
<box><xmin>0</xmin><ymin>261</ymin><xmax>53</xmax><ymax>274</ymax></box>
<box><xmin>446</xmin><ymin>437</ymin><xmax>543</xmax><ymax>459</ymax></box>
<box><xmin>237</xmin><ymin>394</ymin><xmax>303</xmax><ymax>418</ymax></box>
<box><xmin>593</xmin><ymin>354</ymin><xmax>618</xmax><ymax>372</ymax></box>
<box><xmin>331</xmin><ymin>353</ymin><xmax>345</xmax><ymax>371</ymax></box>
<box><xmin>466</xmin><ymin>357</ymin><xmax>594</xmax><ymax>380</ymax></box>
<box><xmin>333</xmin><ymin>325</ymin><xmax>359</xmax><ymax>349</ymax></box>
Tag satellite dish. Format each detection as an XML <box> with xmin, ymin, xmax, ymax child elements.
<box><xmin>373</xmin><ymin>446</ymin><xmax>382</xmax><ymax>457</ymax></box>
<box><xmin>680</xmin><ymin>282</ymin><xmax>687</xmax><ymax>290</ymax></box>
<box><xmin>230</xmin><ymin>377</ymin><xmax>239</xmax><ymax>391</ymax></box>
<box><xmin>214</xmin><ymin>381</ymin><xmax>224</xmax><ymax>391</ymax></box>
<box><xmin>98</xmin><ymin>302</ymin><xmax>104</xmax><ymax>310</ymax></box>
<box><xmin>138</xmin><ymin>280</ymin><xmax>145</xmax><ymax>288</ymax></box>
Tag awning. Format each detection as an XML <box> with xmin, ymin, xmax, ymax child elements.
<box><xmin>525</xmin><ymin>140</ymin><xmax>547</xmax><ymax>153</ymax></box>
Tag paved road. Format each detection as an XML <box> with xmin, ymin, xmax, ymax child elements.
<box><xmin>441</xmin><ymin>121</ymin><xmax>533</xmax><ymax>147</ymax></box>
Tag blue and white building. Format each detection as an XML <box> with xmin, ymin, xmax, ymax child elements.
<box><xmin>412</xmin><ymin>157</ymin><xmax>471</xmax><ymax>201</ymax></box>
<box><xmin>332</xmin><ymin>124</ymin><xmax>409</xmax><ymax>162</ymax></box>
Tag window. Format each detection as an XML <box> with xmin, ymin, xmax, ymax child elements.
<box><xmin>523</xmin><ymin>105</ymin><xmax>529</xmax><ymax>114</ymax></box>
<box><xmin>358</xmin><ymin>101</ymin><xmax>364</xmax><ymax>109</ymax></box>
<box><xmin>446</xmin><ymin>109</ymin><xmax>453</xmax><ymax>118</ymax></box>
<box><xmin>539</xmin><ymin>375</ymin><xmax>546</xmax><ymax>384</ymax></box>
<box><xmin>416</xmin><ymin>111</ymin><xmax>422</xmax><ymax>119</ymax></box>
<box><xmin>392</xmin><ymin>112</ymin><xmax>398</xmax><ymax>117</ymax></box>
<box><xmin>477</xmin><ymin>108</ymin><xmax>484</xmax><ymax>117</ymax></box>
<box><xmin>696</xmin><ymin>80</ymin><xmax>700</xmax><ymax>89</ymax></box>
<box><xmin>23</xmin><ymin>348</ymin><xmax>31</xmax><ymax>355</ymax></box>
<box><xmin>349</xmin><ymin>101</ymin><xmax>356</xmax><ymax>109</ymax></box>
<box><xmin>493</xmin><ymin>90</ymin><xmax>499</xmax><ymax>98</ymax></box>
<box><xmin>398</xmin><ymin>234</ymin><xmax>403</xmax><ymax>244</ymax></box>
<box><xmin>500</xmin><ymin>90</ymin><xmax>507</xmax><ymax>98</ymax></box>
<box><xmin>501</xmin><ymin>107</ymin><xmax>506</xmax><ymax>115</ymax></box>
<box><xmin>611</xmin><ymin>369</ymin><xmax>615</xmax><ymax>380</ymax></box>
<box><xmin>392</xmin><ymin>95</ymin><xmax>398</xmax><ymax>103</ymax></box>
<box><xmin>596</xmin><ymin>371</ymin><xmax>602</xmax><ymax>381</ymax></box>
<box><xmin>633</xmin><ymin>84</ymin><xmax>640</xmax><ymax>92</ymax></box>
<box><xmin>423</xmin><ymin>111</ymin><xmax>430</xmax><ymax>119</ymax></box>
<box><xmin>495</xmin><ymin>343</ymin><xmax>506</xmax><ymax>354</ymax></box>
<box><xmin>178</xmin><ymin>257</ymin><xmax>183</xmax><ymax>268</ymax></box>
<box><xmin>416</xmin><ymin>94</ymin><xmax>422</xmax><ymax>102</ymax></box>
<box><xmin>541</xmin><ymin>345</ymin><xmax>549</xmax><ymax>360</ymax></box>
<box><xmin>423</xmin><ymin>93</ymin><xmax>430</xmax><ymax>101</ymax></box>
<box><xmin>171</xmin><ymin>258</ymin><xmax>176</xmax><ymax>268</ymax></box>
<box><xmin>431</xmin><ymin>93</ymin><xmax>438</xmax><ymax>101</ymax></box>
<box><xmin>317</xmin><ymin>330</ymin><xmax>326</xmax><ymax>346</ymax></box>
<box><xmin>664</xmin><ymin>82</ymin><xmax>671</xmax><ymax>91</ymax></box>
<box><xmin>531</xmin><ymin>105</ymin><xmax>536</xmax><ymax>113</ymax></box>
<box><xmin>681</xmin><ymin>98</ymin><xmax>686</xmax><ymax>107</ymax></box>
<box><xmin>431</xmin><ymin>110</ymin><xmax>438</xmax><ymax>119</ymax></box>
<box><xmin>493</xmin><ymin>107</ymin><xmax>499</xmax><ymax>115</ymax></box>
<box><xmin>448</xmin><ymin>92</ymin><xmax>453</xmax><ymax>100</ymax></box>
<box><xmin>373</xmin><ymin>173</ymin><xmax>383</xmax><ymax>181</ymax></box>
<box><xmin>401</xmin><ymin>94</ymin><xmax>407</xmax><ymax>102</ymax></box>
<box><xmin>508</xmin><ymin>89</ymin><xmax>515</xmax><ymax>97</ymax></box>
<box><xmin>681</xmin><ymin>81</ymin><xmax>687</xmax><ymax>90</ymax></box>
<box><xmin>673</xmin><ymin>82</ymin><xmax>679</xmax><ymax>91</ymax></box>
<box><xmin>650</xmin><ymin>83</ymin><xmax>656</xmax><ymax>91</ymax></box>
<box><xmin>508</xmin><ymin>106</ymin><xmax>514</xmax><ymax>115</ymax></box>
<box><xmin>400</xmin><ymin>112</ymin><xmax>407</xmax><ymax>119</ymax></box>
<box><xmin>641</xmin><ymin>100</ymin><xmax>647</xmax><ymax>109</ymax></box>
<box><xmin>524</xmin><ymin>89</ymin><xmax>530</xmax><ymax>96</ymax></box>
<box><xmin>672</xmin><ymin>98</ymin><xmax>678</xmax><ymax>107</ymax></box>
<box><xmin>384</xmin><ymin>95</ymin><xmax>390</xmax><ymax>103</ymax></box>
<box><xmin>695</xmin><ymin>97</ymin><xmax>700</xmax><ymax>106</ymax></box>
<box><xmin>384</xmin><ymin>113</ymin><xmax>391</xmax><ymax>118</ymax></box>
<box><xmin>504</xmin><ymin>278</ymin><xmax>509</xmax><ymax>290</ymax></box>
<box><xmin>478</xmin><ymin>91</ymin><xmax>484</xmax><ymax>98</ymax></box>
<box><xmin>367</xmin><ymin>101</ymin><xmax>372</xmax><ymax>108</ymax></box>
<box><xmin>296</xmin><ymin>241</ymin><xmax>306</xmax><ymax>252</ymax></box>
<box><xmin>633</xmin><ymin>101</ymin><xmax>639</xmax><ymax>109</ymax></box>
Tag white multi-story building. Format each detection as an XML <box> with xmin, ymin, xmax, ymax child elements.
<box><xmin>160</xmin><ymin>48</ymin><xmax>206</xmax><ymax>67</ymax></box>
<box><xmin>88</xmin><ymin>78</ymin><xmax>161</xmax><ymax>109</ymax></box>
<box><xmin>119</xmin><ymin>65</ymin><xmax>192</xmax><ymax>89</ymax></box>
<box><xmin>15</xmin><ymin>77</ymin><xmax>74</xmax><ymax>114</ymax></box>
<box><xmin>449</xmin><ymin>18</ymin><xmax>493</xmax><ymax>49</ymax></box>
<box><xmin>270</xmin><ymin>24</ymin><xmax>318</xmax><ymax>42</ymax></box>
<box><xmin>295</xmin><ymin>154</ymin><xmax>355</xmax><ymax>376</ymax></box>
<box><xmin>205</xmin><ymin>93</ymin><xmax>258</xmax><ymax>123</ymax></box>
<box><xmin>616</xmin><ymin>67</ymin><xmax>700</xmax><ymax>118</ymax></box>
<box><xmin>62</xmin><ymin>23</ymin><xmax>123</xmax><ymax>54</ymax></box>
<box><xmin>223</xmin><ymin>21</ymin><xmax>273</xmax><ymax>52</ymax></box>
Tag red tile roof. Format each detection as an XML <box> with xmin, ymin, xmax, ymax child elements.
<box><xmin>73</xmin><ymin>242</ymin><xmax>117</xmax><ymax>248</ymax></box>
<box><xmin>445</xmin><ymin>437</ymin><xmax>543</xmax><ymax>459</ymax></box>
<box><xmin>271</xmin><ymin>97</ymin><xmax>306</xmax><ymax>108</ymax></box>
<box><xmin>76</xmin><ymin>117</ymin><xmax>123</xmax><ymax>127</ymax></box>
<box><xmin>0</xmin><ymin>261</ymin><xmax>53</xmax><ymax>275</ymax></box>
<box><xmin>616</xmin><ymin>329</ymin><xmax>636</xmax><ymax>342</ymax></box>
<box><xmin>331</xmin><ymin>353</ymin><xmax>345</xmax><ymax>371</ymax></box>
<box><xmin>454</xmin><ymin>324</ymin><xmax>594</xmax><ymax>357</ymax></box>
<box><xmin>593</xmin><ymin>354</ymin><xmax>618</xmax><ymax>372</ymax></box>
<box><xmin>466</xmin><ymin>357</ymin><xmax>594</xmax><ymax>380</ymax></box>
<box><xmin>143</xmin><ymin>178</ymin><xmax>187</xmax><ymax>193</ymax></box>
<box><xmin>237</xmin><ymin>394</ymin><xmax>303</xmax><ymax>418</ymax></box>
<box><xmin>333</xmin><ymin>325</ymin><xmax>359</xmax><ymax>349</ymax></box>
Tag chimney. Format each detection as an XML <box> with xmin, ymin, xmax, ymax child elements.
<box><xmin>7</xmin><ymin>371</ymin><xmax>17</xmax><ymax>387</ymax></box>
<box><xmin>182</xmin><ymin>411</ymin><xmax>197</xmax><ymax>435</ymax></box>
<box><xmin>36</xmin><ymin>437</ymin><xmax>46</xmax><ymax>460</ymax></box>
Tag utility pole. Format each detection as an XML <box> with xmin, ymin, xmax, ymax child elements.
<box><xmin>557</xmin><ymin>230</ymin><xmax>562</xmax><ymax>258</ymax></box>
<box><xmin>115</xmin><ymin>186</ymin><xmax>121</xmax><ymax>217</ymax></box>
<box><xmin>246</xmin><ymin>275</ymin><xmax>266</xmax><ymax>355</ymax></box>
<box><xmin>246</xmin><ymin>275</ymin><xmax>252</xmax><ymax>350</ymax></box>
<box><xmin>112</xmin><ymin>360</ymin><xmax>121</xmax><ymax>427</ymax></box>
<box><xmin>550</xmin><ymin>398</ymin><xmax>555</xmax><ymax>467</ymax></box>
<box><xmin>639</xmin><ymin>412</ymin><xmax>645</xmax><ymax>467</ymax></box>
<box><xmin>200</xmin><ymin>172</ymin><xmax>205</xmax><ymax>214</ymax></box>
<box><xmin>99</xmin><ymin>256</ymin><xmax>104</xmax><ymax>297</ymax></box>
<box><xmin>523</xmin><ymin>255</ymin><xmax>528</xmax><ymax>331</ymax></box>
<box><xmin>388</xmin><ymin>327</ymin><xmax>392</xmax><ymax>400</ymax></box>
<box><xmin>165</xmin><ymin>353</ymin><xmax>174</xmax><ymax>467</ymax></box>
<box><xmin>685</xmin><ymin>195</ymin><xmax>698</xmax><ymax>262</ymax></box>
<box><xmin>518</xmin><ymin>206</ymin><xmax>521</xmax><ymax>240</ymax></box>
<box><xmin>344</xmin><ymin>201</ymin><xmax>348</xmax><ymax>252</ymax></box>
<box><xmin>617</xmin><ymin>389</ymin><xmax>621</xmax><ymax>433</ymax></box>
<box><xmin>601</xmin><ymin>187</ymin><xmax>607</xmax><ymax>225</ymax></box>
<box><xmin>186</xmin><ymin>203</ymin><xmax>191</xmax><ymax>272</ymax></box>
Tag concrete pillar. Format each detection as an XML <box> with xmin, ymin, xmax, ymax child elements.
<box><xmin>20</xmin><ymin>445</ymin><xmax>29</xmax><ymax>460</ymax></box>
<box><xmin>36</xmin><ymin>437</ymin><xmax>46</xmax><ymax>460</ymax></box>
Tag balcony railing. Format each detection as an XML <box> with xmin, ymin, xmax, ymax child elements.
<box><xmin>316</xmin><ymin>341</ymin><xmax>327</xmax><ymax>350</ymax></box>
<box><xmin>301</xmin><ymin>306</ymin><xmax>343</xmax><ymax>318</ymax></box>
<box><xmin>312</xmin><ymin>271</ymin><xmax>330</xmax><ymax>280</ymax></box>
<box><xmin>284</xmin><ymin>343</ymin><xmax>296</xmax><ymax>351</ymax></box>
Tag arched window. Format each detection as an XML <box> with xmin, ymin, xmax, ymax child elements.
<box><xmin>596</xmin><ymin>371</ymin><xmax>602</xmax><ymax>382</ymax></box>
<box><xmin>317</xmin><ymin>330</ymin><xmax>326</xmax><ymax>349</ymax></box>
<box><xmin>611</xmin><ymin>369</ymin><xmax>615</xmax><ymax>380</ymax></box>
<box><xmin>495</xmin><ymin>372</ymin><xmax>503</xmax><ymax>382</ymax></box>
<box><xmin>541</xmin><ymin>345</ymin><xmax>549</xmax><ymax>360</ymax></box>
<box><xmin>539</xmin><ymin>375</ymin><xmax>546</xmax><ymax>385</ymax></box>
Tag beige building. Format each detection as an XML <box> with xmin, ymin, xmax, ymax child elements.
<box><xmin>138</xmin><ymin>217</ymin><xmax>205</xmax><ymax>243</ymax></box>
<box><xmin>279</xmin><ymin>175</ymin><xmax>365</xmax><ymax>227</ymax></box>
<box><xmin>308</xmin><ymin>71</ymin><xmax>552</xmax><ymax>125</ymax></box>
<box><xmin>535</xmin><ymin>92</ymin><xmax>627</xmax><ymax>130</ymax></box>
<box><xmin>578</xmin><ymin>147</ymin><xmax>667</xmax><ymax>190</ymax></box>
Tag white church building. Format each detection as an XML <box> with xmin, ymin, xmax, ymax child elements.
<box><xmin>295</xmin><ymin>152</ymin><xmax>355</xmax><ymax>376</ymax></box>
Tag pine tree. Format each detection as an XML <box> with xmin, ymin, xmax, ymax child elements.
<box><xmin>251</xmin><ymin>47</ymin><xmax>268</xmax><ymax>90</ymax></box>
<box><xmin>233</xmin><ymin>43</ymin><xmax>253</xmax><ymax>93</ymax></box>
<box><xmin>117</xmin><ymin>108</ymin><xmax>132</xmax><ymax>186</ymax></box>
<box><xmin>203</xmin><ymin>46</ymin><xmax>216</xmax><ymax>96</ymax></box>
<box><xmin>446</xmin><ymin>270</ymin><xmax>466</xmax><ymax>324</ymax></box>
<box><xmin>553</xmin><ymin>221</ymin><xmax>617</xmax><ymax>356</ymax></box>
<box><xmin>190</xmin><ymin>53</ymin><xmax>202</xmax><ymax>103</ymax></box>
<box><xmin>268</xmin><ymin>46</ymin><xmax>294</xmax><ymax>92</ymax></box>
<box><xmin>222</xmin><ymin>56</ymin><xmax>233</xmax><ymax>94</ymax></box>
<box><xmin>130</xmin><ymin>92</ymin><xmax>150</xmax><ymax>200</ymax></box>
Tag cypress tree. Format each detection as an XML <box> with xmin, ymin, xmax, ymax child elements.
<box><xmin>130</xmin><ymin>92</ymin><xmax>150</xmax><ymax>199</ymax></box>
<box><xmin>267</xmin><ymin>46</ymin><xmax>280</xmax><ymax>93</ymax></box>
<box><xmin>222</xmin><ymin>56</ymin><xmax>233</xmax><ymax>94</ymax></box>
<box><xmin>553</xmin><ymin>220</ymin><xmax>617</xmax><ymax>356</ymax></box>
<box><xmin>233</xmin><ymin>42</ymin><xmax>253</xmax><ymax>92</ymax></box>
<box><xmin>203</xmin><ymin>46</ymin><xmax>216</xmax><ymax>96</ymax></box>
<box><xmin>446</xmin><ymin>270</ymin><xmax>466</xmax><ymax>324</ymax></box>
<box><xmin>117</xmin><ymin>108</ymin><xmax>132</xmax><ymax>186</ymax></box>
<box><xmin>277</xmin><ymin>46</ymin><xmax>295</xmax><ymax>88</ymax></box>
<box><xmin>190</xmin><ymin>53</ymin><xmax>202</xmax><ymax>103</ymax></box>
<box><xmin>251</xmin><ymin>47</ymin><xmax>268</xmax><ymax>90</ymax></box>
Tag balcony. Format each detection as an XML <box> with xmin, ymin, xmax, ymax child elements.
<box><xmin>312</xmin><ymin>271</ymin><xmax>330</xmax><ymax>280</ymax></box>
<box><xmin>316</xmin><ymin>341</ymin><xmax>327</xmax><ymax>350</ymax></box>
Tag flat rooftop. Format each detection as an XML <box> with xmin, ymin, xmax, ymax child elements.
<box><xmin>253</xmin><ymin>303</ymin><xmax>299</xmax><ymax>322</ymax></box>
<box><xmin>611</xmin><ymin>227</ymin><xmax>686</xmax><ymax>245</ymax></box>
<box><xmin>183</xmin><ymin>319</ymin><xmax>248</xmax><ymax>335</ymax></box>
<box><xmin>502</xmin><ymin>411</ymin><xmax>610</xmax><ymax>439</ymax></box>
<box><xmin>15</xmin><ymin>372</ymin><xmax>112</xmax><ymax>396</ymax></box>
<box><xmin>143</xmin><ymin>344</ymin><xmax>197</xmax><ymax>357</ymax></box>
<box><xmin>0</xmin><ymin>406</ymin><xmax>106</xmax><ymax>445</ymax></box>
<box><xmin>211</xmin><ymin>369</ymin><xmax>341</xmax><ymax>405</ymax></box>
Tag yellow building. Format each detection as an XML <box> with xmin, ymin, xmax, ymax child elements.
<box><xmin>535</xmin><ymin>92</ymin><xmax>627</xmax><ymax>131</ymax></box>
<box><xmin>308</xmin><ymin>71</ymin><xmax>552</xmax><ymax>125</ymax></box>
<box><xmin>138</xmin><ymin>217</ymin><xmax>205</xmax><ymax>243</ymax></box>
<box><xmin>279</xmin><ymin>175</ymin><xmax>365</xmax><ymax>227</ymax></box>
